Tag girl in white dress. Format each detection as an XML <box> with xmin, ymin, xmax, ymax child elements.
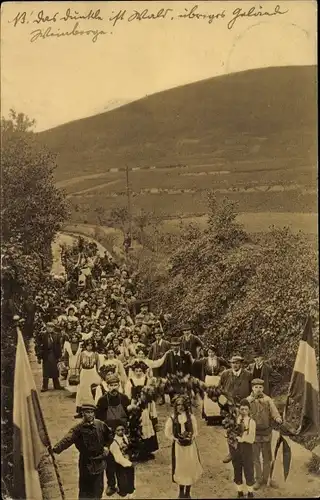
<box><xmin>165</xmin><ymin>395</ymin><xmax>203</xmax><ymax>499</ymax></box>
<box><xmin>74</xmin><ymin>339</ymin><xmax>100</xmax><ymax>417</ymax></box>
<box><xmin>63</xmin><ymin>332</ymin><xmax>82</xmax><ymax>396</ymax></box>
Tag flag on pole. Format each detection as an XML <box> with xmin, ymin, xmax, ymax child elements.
<box><xmin>284</xmin><ymin>315</ymin><xmax>319</xmax><ymax>435</ymax></box>
<box><xmin>13</xmin><ymin>326</ymin><xmax>50</xmax><ymax>499</ymax></box>
<box><xmin>270</xmin><ymin>316</ymin><xmax>319</xmax><ymax>483</ymax></box>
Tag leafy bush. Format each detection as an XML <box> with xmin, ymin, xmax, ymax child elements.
<box><xmin>141</xmin><ymin>192</ymin><xmax>319</xmax><ymax>375</ymax></box>
<box><xmin>1</xmin><ymin>111</ymin><xmax>68</xmax><ymax>496</ymax></box>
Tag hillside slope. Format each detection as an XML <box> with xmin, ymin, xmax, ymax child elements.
<box><xmin>38</xmin><ymin>65</ymin><xmax>317</xmax><ymax>182</ymax></box>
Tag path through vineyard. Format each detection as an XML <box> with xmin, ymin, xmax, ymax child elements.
<box><xmin>35</xmin><ymin>232</ymin><xmax>320</xmax><ymax>499</ymax></box>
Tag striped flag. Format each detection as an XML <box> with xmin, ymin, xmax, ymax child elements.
<box><xmin>284</xmin><ymin>316</ymin><xmax>319</xmax><ymax>435</ymax></box>
<box><xmin>13</xmin><ymin>327</ymin><xmax>50</xmax><ymax>499</ymax></box>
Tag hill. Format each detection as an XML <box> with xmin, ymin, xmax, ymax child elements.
<box><xmin>37</xmin><ymin>65</ymin><xmax>317</xmax><ymax>223</ymax></box>
<box><xmin>38</xmin><ymin>65</ymin><xmax>316</xmax><ymax>179</ymax></box>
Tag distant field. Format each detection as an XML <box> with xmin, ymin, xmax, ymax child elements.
<box><xmin>162</xmin><ymin>213</ymin><xmax>318</xmax><ymax>235</ymax></box>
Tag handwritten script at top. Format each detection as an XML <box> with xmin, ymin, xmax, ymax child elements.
<box><xmin>8</xmin><ymin>4</ymin><xmax>289</xmax><ymax>43</ymax></box>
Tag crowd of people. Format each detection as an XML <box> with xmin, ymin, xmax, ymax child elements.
<box><xmin>33</xmin><ymin>237</ymin><xmax>284</xmax><ymax>500</ymax></box>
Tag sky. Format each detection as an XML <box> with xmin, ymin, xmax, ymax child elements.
<box><xmin>1</xmin><ymin>1</ymin><xmax>317</xmax><ymax>131</ymax></box>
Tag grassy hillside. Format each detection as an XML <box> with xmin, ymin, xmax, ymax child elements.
<box><xmin>39</xmin><ymin>65</ymin><xmax>316</xmax><ymax>178</ymax></box>
<box><xmin>38</xmin><ymin>65</ymin><xmax>317</xmax><ymax>225</ymax></box>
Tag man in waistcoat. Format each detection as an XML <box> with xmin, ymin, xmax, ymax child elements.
<box><xmin>53</xmin><ymin>403</ymin><xmax>113</xmax><ymax>500</ymax></box>
<box><xmin>95</xmin><ymin>374</ymin><xmax>130</xmax><ymax>497</ymax></box>
<box><xmin>35</xmin><ymin>321</ymin><xmax>64</xmax><ymax>392</ymax></box>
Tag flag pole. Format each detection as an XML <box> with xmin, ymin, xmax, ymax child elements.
<box><xmin>14</xmin><ymin>319</ymin><xmax>66</xmax><ymax>500</ymax></box>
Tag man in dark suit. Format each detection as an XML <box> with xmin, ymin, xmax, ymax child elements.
<box><xmin>148</xmin><ymin>330</ymin><xmax>171</xmax><ymax>361</ymax></box>
<box><xmin>154</xmin><ymin>337</ymin><xmax>193</xmax><ymax>378</ymax></box>
<box><xmin>247</xmin><ymin>349</ymin><xmax>281</xmax><ymax>396</ymax></box>
<box><xmin>148</xmin><ymin>330</ymin><xmax>171</xmax><ymax>405</ymax></box>
<box><xmin>35</xmin><ymin>321</ymin><xmax>64</xmax><ymax>392</ymax></box>
<box><xmin>179</xmin><ymin>323</ymin><xmax>204</xmax><ymax>359</ymax></box>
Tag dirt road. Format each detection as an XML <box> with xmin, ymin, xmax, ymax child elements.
<box><xmin>37</xmin><ymin>233</ymin><xmax>319</xmax><ymax>499</ymax></box>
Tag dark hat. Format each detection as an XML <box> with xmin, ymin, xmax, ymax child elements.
<box><xmin>180</xmin><ymin>323</ymin><xmax>192</xmax><ymax>332</ymax></box>
<box><xmin>253</xmin><ymin>349</ymin><xmax>264</xmax><ymax>357</ymax></box>
<box><xmin>229</xmin><ymin>355</ymin><xmax>244</xmax><ymax>363</ymax></box>
<box><xmin>171</xmin><ymin>336</ymin><xmax>181</xmax><ymax>346</ymax></box>
<box><xmin>81</xmin><ymin>403</ymin><xmax>96</xmax><ymax>411</ymax></box>
<box><xmin>251</xmin><ymin>378</ymin><xmax>264</xmax><ymax>386</ymax></box>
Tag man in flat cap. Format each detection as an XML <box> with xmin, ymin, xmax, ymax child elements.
<box><xmin>247</xmin><ymin>379</ymin><xmax>282</xmax><ymax>490</ymax></box>
<box><xmin>53</xmin><ymin>403</ymin><xmax>113</xmax><ymax>500</ymax></box>
<box><xmin>95</xmin><ymin>374</ymin><xmax>131</xmax><ymax>497</ymax></box>
<box><xmin>179</xmin><ymin>323</ymin><xmax>204</xmax><ymax>360</ymax></box>
<box><xmin>219</xmin><ymin>355</ymin><xmax>252</xmax><ymax>463</ymax></box>
<box><xmin>35</xmin><ymin>321</ymin><xmax>64</xmax><ymax>392</ymax></box>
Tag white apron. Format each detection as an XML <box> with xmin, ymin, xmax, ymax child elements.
<box><xmin>64</xmin><ymin>342</ymin><xmax>82</xmax><ymax>395</ymax></box>
<box><xmin>203</xmin><ymin>375</ymin><xmax>221</xmax><ymax>417</ymax></box>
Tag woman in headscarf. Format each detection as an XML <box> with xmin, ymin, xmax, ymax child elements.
<box><xmin>63</xmin><ymin>331</ymin><xmax>82</xmax><ymax>396</ymax></box>
<box><xmin>164</xmin><ymin>395</ymin><xmax>203</xmax><ymax>499</ymax></box>
<box><xmin>193</xmin><ymin>344</ymin><xmax>229</xmax><ymax>426</ymax></box>
<box><xmin>74</xmin><ymin>339</ymin><xmax>100</xmax><ymax>417</ymax></box>
<box><xmin>125</xmin><ymin>360</ymin><xmax>159</xmax><ymax>461</ymax></box>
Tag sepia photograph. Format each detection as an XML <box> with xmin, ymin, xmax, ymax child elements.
<box><xmin>1</xmin><ymin>1</ymin><xmax>318</xmax><ymax>499</ymax></box>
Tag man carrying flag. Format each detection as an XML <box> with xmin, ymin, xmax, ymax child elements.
<box><xmin>13</xmin><ymin>318</ymin><xmax>65</xmax><ymax>500</ymax></box>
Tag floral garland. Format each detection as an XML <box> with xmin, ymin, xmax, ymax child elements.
<box><xmin>126</xmin><ymin>373</ymin><xmax>241</xmax><ymax>451</ymax></box>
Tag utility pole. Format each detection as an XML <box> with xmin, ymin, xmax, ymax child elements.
<box><xmin>125</xmin><ymin>165</ymin><xmax>132</xmax><ymax>242</ymax></box>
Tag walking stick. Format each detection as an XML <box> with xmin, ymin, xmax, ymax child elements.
<box><xmin>46</xmin><ymin>445</ymin><xmax>66</xmax><ymax>500</ymax></box>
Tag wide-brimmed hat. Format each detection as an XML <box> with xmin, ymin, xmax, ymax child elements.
<box><xmin>180</xmin><ymin>323</ymin><xmax>192</xmax><ymax>332</ymax></box>
<box><xmin>253</xmin><ymin>348</ymin><xmax>264</xmax><ymax>357</ymax></box>
<box><xmin>229</xmin><ymin>355</ymin><xmax>244</xmax><ymax>363</ymax></box>
<box><xmin>171</xmin><ymin>337</ymin><xmax>181</xmax><ymax>346</ymax></box>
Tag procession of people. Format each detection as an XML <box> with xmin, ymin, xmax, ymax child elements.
<box><xmin>34</xmin><ymin>236</ymin><xmax>283</xmax><ymax>500</ymax></box>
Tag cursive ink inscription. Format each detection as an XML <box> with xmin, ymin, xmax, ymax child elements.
<box><xmin>30</xmin><ymin>22</ymin><xmax>108</xmax><ymax>43</ymax></box>
<box><xmin>109</xmin><ymin>10</ymin><xmax>127</xmax><ymax>27</ymax></box>
<box><xmin>60</xmin><ymin>9</ymin><xmax>103</xmax><ymax>22</ymax></box>
<box><xmin>127</xmin><ymin>8</ymin><xmax>173</xmax><ymax>22</ymax></box>
<box><xmin>227</xmin><ymin>4</ymin><xmax>289</xmax><ymax>30</ymax></box>
<box><xmin>178</xmin><ymin>5</ymin><xmax>226</xmax><ymax>24</ymax></box>
<box><xmin>33</xmin><ymin>10</ymin><xmax>59</xmax><ymax>23</ymax></box>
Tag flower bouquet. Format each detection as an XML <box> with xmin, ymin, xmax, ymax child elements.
<box><xmin>177</xmin><ymin>430</ymin><xmax>193</xmax><ymax>447</ymax></box>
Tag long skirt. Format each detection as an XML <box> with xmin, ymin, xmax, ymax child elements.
<box><xmin>172</xmin><ymin>441</ymin><xmax>203</xmax><ymax>486</ymax></box>
<box><xmin>203</xmin><ymin>375</ymin><xmax>221</xmax><ymax>418</ymax></box>
<box><xmin>76</xmin><ymin>367</ymin><xmax>100</xmax><ymax>407</ymax></box>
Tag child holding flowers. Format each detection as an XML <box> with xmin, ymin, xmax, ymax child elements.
<box><xmin>230</xmin><ymin>399</ymin><xmax>256</xmax><ymax>498</ymax></box>
<box><xmin>164</xmin><ymin>395</ymin><xmax>203</xmax><ymax>499</ymax></box>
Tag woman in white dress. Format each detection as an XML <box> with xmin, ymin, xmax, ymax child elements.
<box><xmin>63</xmin><ymin>331</ymin><xmax>82</xmax><ymax>396</ymax></box>
<box><xmin>165</xmin><ymin>395</ymin><xmax>203</xmax><ymax>499</ymax></box>
<box><xmin>74</xmin><ymin>339</ymin><xmax>100</xmax><ymax>417</ymax></box>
